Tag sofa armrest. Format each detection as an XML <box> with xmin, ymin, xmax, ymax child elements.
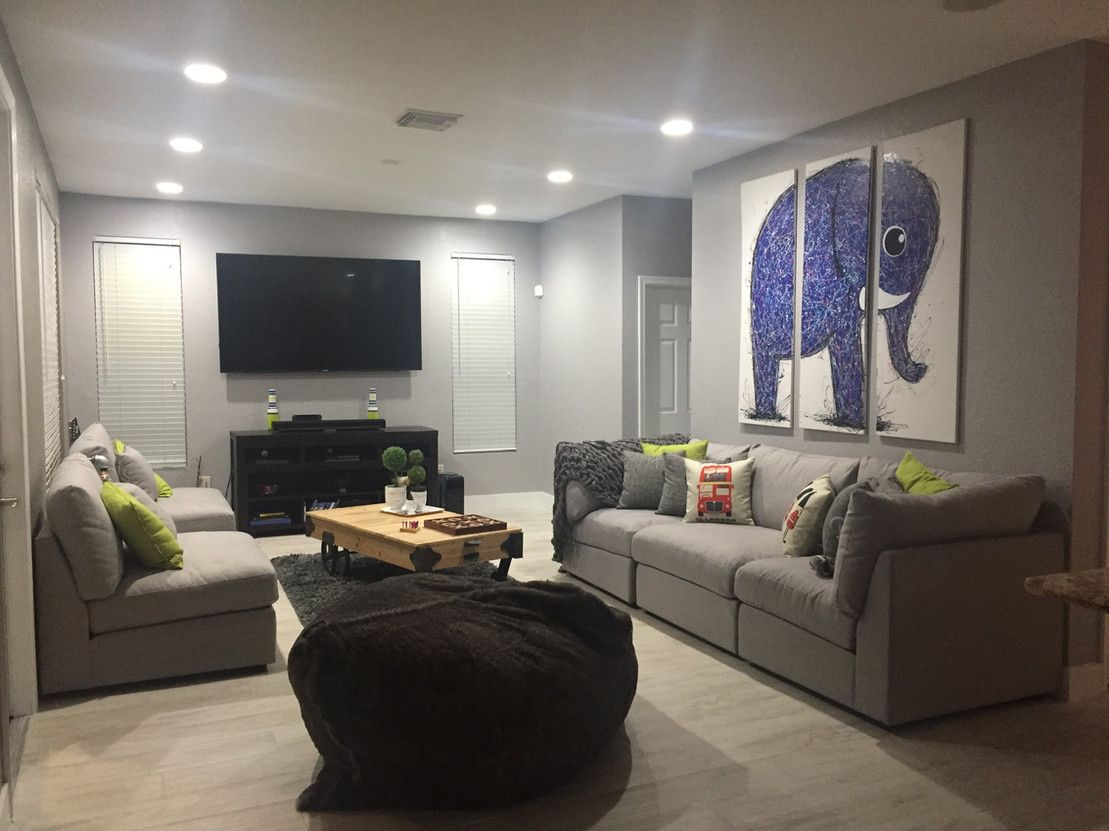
<box><xmin>854</xmin><ymin>532</ymin><xmax>1065</xmax><ymax>726</ymax></box>
<box><xmin>33</xmin><ymin>527</ymin><xmax>94</xmax><ymax>694</ymax></box>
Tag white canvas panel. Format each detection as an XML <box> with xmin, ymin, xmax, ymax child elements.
<box><xmin>798</xmin><ymin>147</ymin><xmax>874</xmax><ymax>434</ymax></box>
<box><xmin>739</xmin><ymin>168</ymin><xmax>796</xmax><ymax>428</ymax></box>
<box><xmin>874</xmin><ymin>120</ymin><xmax>966</xmax><ymax>444</ymax></box>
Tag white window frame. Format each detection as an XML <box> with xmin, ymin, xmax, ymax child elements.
<box><xmin>37</xmin><ymin>190</ymin><xmax>62</xmax><ymax>493</ymax></box>
<box><xmin>451</xmin><ymin>252</ymin><xmax>517</xmax><ymax>454</ymax></box>
<box><xmin>93</xmin><ymin>236</ymin><xmax>187</xmax><ymax>467</ymax></box>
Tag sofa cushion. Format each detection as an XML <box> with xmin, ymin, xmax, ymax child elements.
<box><xmin>682</xmin><ymin>458</ymin><xmax>755</xmax><ymax>525</ymax></box>
<box><xmin>618</xmin><ymin>450</ymin><xmax>679</xmax><ymax>510</ymax></box>
<box><xmin>87</xmin><ymin>531</ymin><xmax>278</xmax><ymax>635</ymax></box>
<box><xmin>565</xmin><ymin>479</ymin><xmax>604</xmax><ymax>523</ymax></box>
<box><xmin>116</xmin><ymin>444</ymin><xmax>159</xmax><ymax>499</ymax></box>
<box><xmin>46</xmin><ymin>453</ymin><xmax>125</xmax><ymax>600</ymax></box>
<box><xmin>657</xmin><ymin>453</ymin><xmax>689</xmax><ymax>517</ymax></box>
<box><xmin>706</xmin><ymin>442</ymin><xmax>754</xmax><ymax>463</ymax></box>
<box><xmin>69</xmin><ymin>423</ymin><xmax>118</xmax><ymax>481</ymax></box>
<box><xmin>748</xmin><ymin>446</ymin><xmax>859</xmax><ymax>530</ymax></box>
<box><xmin>734</xmin><ymin>557</ymin><xmax>857</xmax><ymax>650</ymax></box>
<box><xmin>833</xmin><ymin>476</ymin><xmax>1046</xmax><ymax>617</ymax></box>
<box><xmin>631</xmin><ymin>523</ymin><xmax>781</xmax><ymax>597</ymax></box>
<box><xmin>858</xmin><ymin>455</ymin><xmax>1010</xmax><ymax>488</ymax></box>
<box><xmin>572</xmin><ymin>509</ymin><xmax>680</xmax><ymax>558</ymax></box>
<box><xmin>160</xmin><ymin>487</ymin><xmax>236</xmax><ymax>533</ymax></box>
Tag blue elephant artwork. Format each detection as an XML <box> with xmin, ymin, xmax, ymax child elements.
<box><xmin>739</xmin><ymin>169</ymin><xmax>796</xmax><ymax>427</ymax></box>
<box><xmin>874</xmin><ymin>120</ymin><xmax>966</xmax><ymax>444</ymax></box>
<box><xmin>798</xmin><ymin>149</ymin><xmax>874</xmax><ymax>433</ymax></box>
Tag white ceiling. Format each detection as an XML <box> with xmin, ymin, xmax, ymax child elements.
<box><xmin>1</xmin><ymin>0</ymin><xmax>1106</xmax><ymax>222</ymax></box>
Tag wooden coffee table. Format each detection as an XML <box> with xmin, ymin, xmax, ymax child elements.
<box><xmin>304</xmin><ymin>503</ymin><xmax>523</xmax><ymax>579</ymax></box>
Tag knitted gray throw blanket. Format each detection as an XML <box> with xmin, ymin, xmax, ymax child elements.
<box><xmin>551</xmin><ymin>434</ymin><xmax>687</xmax><ymax>562</ymax></box>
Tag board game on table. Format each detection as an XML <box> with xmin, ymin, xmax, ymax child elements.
<box><xmin>304</xmin><ymin>503</ymin><xmax>523</xmax><ymax>578</ymax></box>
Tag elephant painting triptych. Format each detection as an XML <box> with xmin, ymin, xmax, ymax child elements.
<box><xmin>737</xmin><ymin>119</ymin><xmax>967</xmax><ymax>444</ymax></box>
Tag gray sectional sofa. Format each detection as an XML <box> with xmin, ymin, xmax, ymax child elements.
<box><xmin>34</xmin><ymin>424</ymin><xmax>278</xmax><ymax>695</ymax></box>
<box><xmin>560</xmin><ymin>442</ymin><xmax>1066</xmax><ymax>725</ymax></box>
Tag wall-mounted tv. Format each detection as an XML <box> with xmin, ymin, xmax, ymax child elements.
<box><xmin>216</xmin><ymin>253</ymin><xmax>422</xmax><ymax>372</ymax></box>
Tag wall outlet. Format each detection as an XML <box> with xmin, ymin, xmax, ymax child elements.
<box><xmin>198</xmin><ymin>475</ymin><xmax>212</xmax><ymax>488</ymax></box>
<box><xmin>437</xmin><ymin>463</ymin><xmax>445</xmax><ymax>474</ymax></box>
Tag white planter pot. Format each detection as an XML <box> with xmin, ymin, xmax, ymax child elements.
<box><xmin>410</xmin><ymin>488</ymin><xmax>428</xmax><ymax>510</ymax></box>
<box><xmin>384</xmin><ymin>485</ymin><xmax>407</xmax><ymax>510</ymax></box>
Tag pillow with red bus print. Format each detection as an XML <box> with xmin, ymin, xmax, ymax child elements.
<box><xmin>682</xmin><ymin>458</ymin><xmax>754</xmax><ymax>525</ymax></box>
<box><xmin>781</xmin><ymin>475</ymin><xmax>836</xmax><ymax>557</ymax></box>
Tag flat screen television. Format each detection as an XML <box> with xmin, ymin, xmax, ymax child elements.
<box><xmin>216</xmin><ymin>253</ymin><xmax>422</xmax><ymax>372</ymax></box>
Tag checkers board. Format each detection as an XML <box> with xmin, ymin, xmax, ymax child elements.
<box><xmin>422</xmin><ymin>514</ymin><xmax>509</xmax><ymax>535</ymax></box>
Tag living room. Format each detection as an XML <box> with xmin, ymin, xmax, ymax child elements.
<box><xmin>0</xmin><ymin>1</ymin><xmax>1107</xmax><ymax>828</ymax></box>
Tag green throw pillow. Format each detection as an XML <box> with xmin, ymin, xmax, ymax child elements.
<box><xmin>895</xmin><ymin>452</ymin><xmax>957</xmax><ymax>495</ymax></box>
<box><xmin>155</xmin><ymin>473</ymin><xmax>174</xmax><ymax>498</ymax></box>
<box><xmin>113</xmin><ymin>438</ymin><xmax>126</xmax><ymax>455</ymax></box>
<box><xmin>100</xmin><ymin>481</ymin><xmax>183</xmax><ymax>570</ymax></box>
<box><xmin>641</xmin><ymin>439</ymin><xmax>708</xmax><ymax>461</ymax></box>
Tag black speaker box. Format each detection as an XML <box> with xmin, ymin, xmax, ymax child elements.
<box><xmin>438</xmin><ymin>472</ymin><xmax>465</xmax><ymax>514</ymax></box>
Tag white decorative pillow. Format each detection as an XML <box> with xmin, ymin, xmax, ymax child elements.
<box><xmin>782</xmin><ymin>474</ymin><xmax>836</xmax><ymax>557</ymax></box>
<box><xmin>683</xmin><ymin>458</ymin><xmax>754</xmax><ymax>525</ymax></box>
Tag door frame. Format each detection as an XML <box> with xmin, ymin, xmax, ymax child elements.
<box><xmin>0</xmin><ymin>51</ymin><xmax>34</xmax><ymax>816</ymax></box>
<box><xmin>636</xmin><ymin>275</ymin><xmax>691</xmax><ymax>437</ymax></box>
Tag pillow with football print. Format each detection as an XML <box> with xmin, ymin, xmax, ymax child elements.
<box><xmin>682</xmin><ymin>458</ymin><xmax>754</xmax><ymax>525</ymax></box>
<box><xmin>782</xmin><ymin>475</ymin><xmax>836</xmax><ymax>557</ymax></box>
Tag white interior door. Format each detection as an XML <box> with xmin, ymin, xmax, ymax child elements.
<box><xmin>639</xmin><ymin>277</ymin><xmax>692</xmax><ymax>436</ymax></box>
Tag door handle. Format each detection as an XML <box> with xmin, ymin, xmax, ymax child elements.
<box><xmin>0</xmin><ymin>497</ymin><xmax>18</xmax><ymax>508</ymax></box>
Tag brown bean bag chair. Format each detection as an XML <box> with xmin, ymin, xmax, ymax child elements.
<box><xmin>288</xmin><ymin>574</ymin><xmax>637</xmax><ymax>811</ymax></box>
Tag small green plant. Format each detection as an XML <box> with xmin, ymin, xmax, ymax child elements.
<box><xmin>382</xmin><ymin>446</ymin><xmax>427</xmax><ymax>488</ymax></box>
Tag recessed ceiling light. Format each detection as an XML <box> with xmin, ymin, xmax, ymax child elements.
<box><xmin>547</xmin><ymin>170</ymin><xmax>573</xmax><ymax>184</ymax></box>
<box><xmin>660</xmin><ymin>118</ymin><xmax>693</xmax><ymax>137</ymax></box>
<box><xmin>156</xmin><ymin>181</ymin><xmax>183</xmax><ymax>195</ymax></box>
<box><xmin>169</xmin><ymin>136</ymin><xmax>203</xmax><ymax>153</ymax></box>
<box><xmin>475</xmin><ymin>203</ymin><xmax>497</xmax><ymax>216</ymax></box>
<box><xmin>381</xmin><ymin>158</ymin><xmax>401</xmax><ymax>166</ymax></box>
<box><xmin>183</xmin><ymin>63</ymin><xmax>227</xmax><ymax>84</ymax></box>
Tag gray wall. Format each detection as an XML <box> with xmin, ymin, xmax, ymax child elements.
<box><xmin>621</xmin><ymin>196</ymin><xmax>693</xmax><ymax>436</ymax></box>
<box><xmin>692</xmin><ymin>42</ymin><xmax>1102</xmax><ymax>664</ymax></box>
<box><xmin>0</xmin><ymin>16</ymin><xmax>60</xmax><ymax>714</ymax></box>
<box><xmin>59</xmin><ymin>194</ymin><xmax>544</xmax><ymax>495</ymax></box>
<box><xmin>538</xmin><ymin>195</ymin><xmax>692</xmax><ymax>485</ymax></box>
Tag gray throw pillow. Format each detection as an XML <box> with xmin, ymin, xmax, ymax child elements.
<box><xmin>69</xmin><ymin>422</ymin><xmax>118</xmax><ymax>482</ymax></box>
<box><xmin>618</xmin><ymin>451</ymin><xmax>671</xmax><ymax>510</ymax></box>
<box><xmin>119</xmin><ymin>482</ymin><xmax>178</xmax><ymax>536</ymax></box>
<box><xmin>832</xmin><ymin>476</ymin><xmax>1045</xmax><ymax>617</ymax></box>
<box><xmin>812</xmin><ymin>479</ymin><xmax>878</xmax><ymax>578</ymax></box>
<box><xmin>656</xmin><ymin>452</ymin><xmax>691</xmax><ymax>516</ymax></box>
<box><xmin>46</xmin><ymin>453</ymin><xmax>125</xmax><ymax>600</ymax></box>
<box><xmin>116</xmin><ymin>444</ymin><xmax>159</xmax><ymax>500</ymax></box>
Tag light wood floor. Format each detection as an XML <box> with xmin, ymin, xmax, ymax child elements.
<box><xmin>13</xmin><ymin>493</ymin><xmax>1109</xmax><ymax>830</ymax></box>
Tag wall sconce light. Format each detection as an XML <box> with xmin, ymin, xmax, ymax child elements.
<box><xmin>534</xmin><ymin>285</ymin><xmax>544</xmax><ymax>298</ymax></box>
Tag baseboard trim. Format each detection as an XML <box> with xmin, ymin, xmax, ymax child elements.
<box><xmin>1061</xmin><ymin>661</ymin><xmax>1107</xmax><ymax>702</ymax></box>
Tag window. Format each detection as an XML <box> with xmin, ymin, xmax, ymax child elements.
<box><xmin>93</xmin><ymin>238</ymin><xmax>186</xmax><ymax>466</ymax></box>
<box><xmin>37</xmin><ymin>193</ymin><xmax>62</xmax><ymax>490</ymax></box>
<box><xmin>451</xmin><ymin>254</ymin><xmax>516</xmax><ymax>453</ymax></box>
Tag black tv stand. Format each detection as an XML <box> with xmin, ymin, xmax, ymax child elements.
<box><xmin>230</xmin><ymin>425</ymin><xmax>437</xmax><ymax>536</ymax></box>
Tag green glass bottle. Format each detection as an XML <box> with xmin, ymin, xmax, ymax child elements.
<box><xmin>266</xmin><ymin>388</ymin><xmax>279</xmax><ymax>430</ymax></box>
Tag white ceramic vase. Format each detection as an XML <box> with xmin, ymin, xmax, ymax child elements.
<box><xmin>410</xmin><ymin>488</ymin><xmax>428</xmax><ymax>511</ymax></box>
<box><xmin>384</xmin><ymin>484</ymin><xmax>407</xmax><ymax>510</ymax></box>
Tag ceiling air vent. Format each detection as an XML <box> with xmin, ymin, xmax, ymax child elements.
<box><xmin>396</xmin><ymin>109</ymin><xmax>462</xmax><ymax>132</ymax></box>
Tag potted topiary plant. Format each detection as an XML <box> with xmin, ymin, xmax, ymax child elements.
<box><xmin>381</xmin><ymin>445</ymin><xmax>409</xmax><ymax>510</ymax></box>
<box><xmin>406</xmin><ymin>450</ymin><xmax>428</xmax><ymax>510</ymax></box>
<box><xmin>381</xmin><ymin>446</ymin><xmax>429</xmax><ymax>511</ymax></box>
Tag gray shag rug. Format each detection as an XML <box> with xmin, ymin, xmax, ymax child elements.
<box><xmin>271</xmin><ymin>553</ymin><xmax>499</xmax><ymax>626</ymax></box>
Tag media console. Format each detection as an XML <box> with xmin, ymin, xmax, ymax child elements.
<box><xmin>230</xmin><ymin>425</ymin><xmax>438</xmax><ymax>537</ymax></box>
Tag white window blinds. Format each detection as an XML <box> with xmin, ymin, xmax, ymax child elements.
<box><xmin>94</xmin><ymin>239</ymin><xmax>186</xmax><ymax>466</ymax></box>
<box><xmin>38</xmin><ymin>194</ymin><xmax>62</xmax><ymax>490</ymax></box>
<box><xmin>451</xmin><ymin>255</ymin><xmax>517</xmax><ymax>453</ymax></box>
